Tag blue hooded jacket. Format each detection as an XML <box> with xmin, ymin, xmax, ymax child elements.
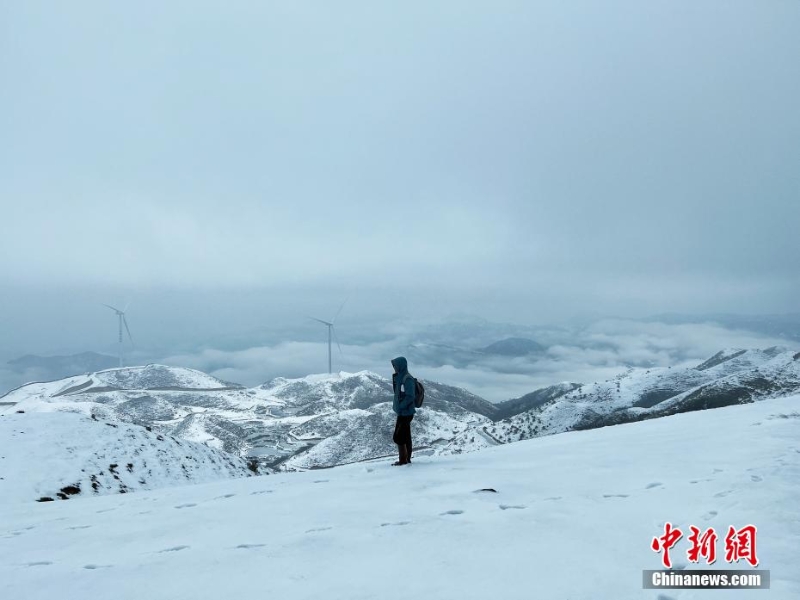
<box><xmin>391</xmin><ymin>356</ymin><xmax>416</xmax><ymax>417</ymax></box>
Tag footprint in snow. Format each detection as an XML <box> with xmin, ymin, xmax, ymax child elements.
<box><xmin>174</xmin><ymin>503</ymin><xmax>197</xmax><ymax>509</ymax></box>
<box><xmin>68</xmin><ymin>525</ymin><xmax>92</xmax><ymax>530</ymax></box>
<box><xmin>544</xmin><ymin>496</ymin><xmax>562</xmax><ymax>501</ymax></box>
<box><xmin>83</xmin><ymin>564</ymin><xmax>113</xmax><ymax>570</ymax></box>
<box><xmin>380</xmin><ymin>521</ymin><xmax>410</xmax><ymax>527</ymax></box>
<box><xmin>702</xmin><ymin>510</ymin><xmax>718</xmax><ymax>521</ymax></box>
<box><xmin>646</xmin><ymin>482</ymin><xmax>663</xmax><ymax>489</ymax></box>
<box><xmin>313</xmin><ymin>480</ymin><xmax>328</xmax><ymax>484</ymax></box>
<box><xmin>440</xmin><ymin>510</ymin><xmax>464</xmax><ymax>516</ymax></box>
<box><xmin>235</xmin><ymin>543</ymin><xmax>266</xmax><ymax>549</ymax></box>
<box><xmin>750</xmin><ymin>475</ymin><xmax>763</xmax><ymax>483</ymax></box>
<box><xmin>25</xmin><ymin>561</ymin><xmax>52</xmax><ymax>567</ymax></box>
<box><xmin>657</xmin><ymin>594</ymin><xmax>678</xmax><ymax>600</ymax></box>
<box><xmin>305</xmin><ymin>527</ymin><xmax>333</xmax><ymax>533</ymax></box>
<box><xmin>159</xmin><ymin>545</ymin><xmax>189</xmax><ymax>553</ymax></box>
<box><xmin>499</xmin><ymin>504</ymin><xmax>526</xmax><ymax>511</ymax></box>
<box><xmin>96</xmin><ymin>508</ymin><xmax>116</xmax><ymax>514</ymax></box>
<box><xmin>602</xmin><ymin>494</ymin><xmax>629</xmax><ymax>498</ymax></box>
<box><xmin>713</xmin><ymin>468</ymin><xmax>724</xmax><ymax>474</ymax></box>
<box><xmin>249</xmin><ymin>490</ymin><xmax>273</xmax><ymax>496</ymax></box>
<box><xmin>215</xmin><ymin>494</ymin><xmax>236</xmax><ymax>500</ymax></box>
<box><xmin>713</xmin><ymin>490</ymin><xmax>733</xmax><ymax>498</ymax></box>
<box><xmin>3</xmin><ymin>525</ymin><xmax>31</xmax><ymax>539</ymax></box>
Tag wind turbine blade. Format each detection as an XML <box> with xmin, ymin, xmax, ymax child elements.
<box><xmin>102</xmin><ymin>303</ymin><xmax>121</xmax><ymax>313</ymax></box>
<box><xmin>332</xmin><ymin>327</ymin><xmax>343</xmax><ymax>356</ymax></box>
<box><xmin>332</xmin><ymin>297</ymin><xmax>349</xmax><ymax>324</ymax></box>
<box><xmin>123</xmin><ymin>302</ymin><xmax>130</xmax><ymax>313</ymax></box>
<box><xmin>309</xmin><ymin>316</ymin><xmax>333</xmax><ymax>326</ymax></box>
<box><xmin>123</xmin><ymin>315</ymin><xmax>134</xmax><ymax>346</ymax></box>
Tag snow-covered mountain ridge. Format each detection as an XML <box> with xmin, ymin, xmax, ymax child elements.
<box><xmin>1</xmin><ymin>367</ymin><xmax>495</xmax><ymax>470</ymax></box>
<box><xmin>442</xmin><ymin>347</ymin><xmax>800</xmax><ymax>453</ymax></box>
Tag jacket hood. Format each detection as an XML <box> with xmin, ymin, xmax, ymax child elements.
<box><xmin>391</xmin><ymin>356</ymin><xmax>408</xmax><ymax>373</ymax></box>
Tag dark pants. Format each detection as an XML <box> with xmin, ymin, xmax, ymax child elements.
<box><xmin>393</xmin><ymin>415</ymin><xmax>414</xmax><ymax>458</ymax></box>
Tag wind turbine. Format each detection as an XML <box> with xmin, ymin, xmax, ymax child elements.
<box><xmin>309</xmin><ymin>298</ymin><xmax>347</xmax><ymax>374</ymax></box>
<box><xmin>103</xmin><ymin>303</ymin><xmax>133</xmax><ymax>368</ymax></box>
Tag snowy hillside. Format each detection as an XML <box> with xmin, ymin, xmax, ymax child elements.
<box><xmin>491</xmin><ymin>382</ymin><xmax>581</xmax><ymax>420</ymax></box>
<box><xmin>0</xmin><ymin>411</ymin><xmax>254</xmax><ymax>503</ymax></box>
<box><xmin>0</xmin><ymin>364</ymin><xmax>239</xmax><ymax>404</ymax></box>
<box><xmin>445</xmin><ymin>347</ymin><xmax>800</xmax><ymax>452</ymax></box>
<box><xmin>1</xmin><ymin>396</ymin><xmax>797</xmax><ymax>599</ymax></box>
<box><xmin>1</xmin><ymin>366</ymin><xmax>493</xmax><ymax>470</ymax></box>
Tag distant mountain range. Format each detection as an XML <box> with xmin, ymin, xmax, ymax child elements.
<box><xmin>477</xmin><ymin>337</ymin><xmax>545</xmax><ymax>357</ymax></box>
<box><xmin>7</xmin><ymin>351</ymin><xmax>119</xmax><ymax>376</ymax></box>
<box><xmin>3</xmin><ymin>346</ymin><xmax>799</xmax><ymax>472</ymax></box>
<box><xmin>442</xmin><ymin>346</ymin><xmax>800</xmax><ymax>454</ymax></box>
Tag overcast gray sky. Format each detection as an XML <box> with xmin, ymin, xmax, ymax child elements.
<box><xmin>1</xmin><ymin>1</ymin><xmax>798</xmax><ymax>368</ymax></box>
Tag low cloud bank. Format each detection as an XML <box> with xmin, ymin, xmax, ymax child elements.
<box><xmin>158</xmin><ymin>319</ymin><xmax>792</xmax><ymax>402</ymax></box>
<box><xmin>2</xmin><ymin>318</ymin><xmax>793</xmax><ymax>403</ymax></box>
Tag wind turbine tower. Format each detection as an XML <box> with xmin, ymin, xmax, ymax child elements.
<box><xmin>310</xmin><ymin>299</ymin><xmax>347</xmax><ymax>374</ymax></box>
<box><xmin>103</xmin><ymin>304</ymin><xmax>134</xmax><ymax>368</ymax></box>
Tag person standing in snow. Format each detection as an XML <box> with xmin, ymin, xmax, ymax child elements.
<box><xmin>391</xmin><ymin>356</ymin><xmax>416</xmax><ymax>466</ymax></box>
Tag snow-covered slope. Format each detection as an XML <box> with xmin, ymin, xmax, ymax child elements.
<box><xmin>1</xmin><ymin>396</ymin><xmax>797</xmax><ymax>599</ymax></box>
<box><xmin>0</xmin><ymin>411</ymin><xmax>254</xmax><ymax>503</ymax></box>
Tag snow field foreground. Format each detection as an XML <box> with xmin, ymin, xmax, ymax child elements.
<box><xmin>2</xmin><ymin>396</ymin><xmax>799</xmax><ymax>600</ymax></box>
